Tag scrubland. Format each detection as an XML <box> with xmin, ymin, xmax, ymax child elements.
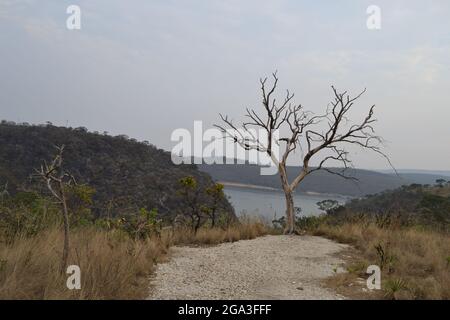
<box><xmin>0</xmin><ymin>221</ymin><xmax>269</xmax><ymax>299</ymax></box>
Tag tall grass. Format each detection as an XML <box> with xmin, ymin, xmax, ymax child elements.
<box><xmin>168</xmin><ymin>217</ymin><xmax>268</xmax><ymax>246</ymax></box>
<box><xmin>0</xmin><ymin>221</ymin><xmax>269</xmax><ymax>299</ymax></box>
<box><xmin>310</xmin><ymin>220</ymin><xmax>450</xmax><ymax>299</ymax></box>
<box><xmin>0</xmin><ymin>228</ymin><xmax>169</xmax><ymax>299</ymax></box>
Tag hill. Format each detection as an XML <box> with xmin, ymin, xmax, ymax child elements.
<box><xmin>0</xmin><ymin>122</ymin><xmax>234</xmax><ymax>219</ymax></box>
<box><xmin>198</xmin><ymin>163</ymin><xmax>404</xmax><ymax>196</ymax></box>
<box><xmin>379</xmin><ymin>169</ymin><xmax>450</xmax><ymax>178</ymax></box>
<box><xmin>324</xmin><ymin>183</ymin><xmax>450</xmax><ymax>230</ymax></box>
<box><xmin>198</xmin><ymin>162</ymin><xmax>450</xmax><ymax>197</ymax></box>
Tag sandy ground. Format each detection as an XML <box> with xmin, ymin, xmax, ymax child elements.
<box><xmin>148</xmin><ymin>235</ymin><xmax>349</xmax><ymax>300</ymax></box>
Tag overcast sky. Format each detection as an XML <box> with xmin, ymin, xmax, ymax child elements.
<box><xmin>1</xmin><ymin>0</ymin><xmax>449</xmax><ymax>170</ymax></box>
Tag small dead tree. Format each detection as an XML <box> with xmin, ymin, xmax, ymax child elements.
<box><xmin>216</xmin><ymin>72</ymin><xmax>392</xmax><ymax>234</ymax></box>
<box><xmin>34</xmin><ymin>145</ymin><xmax>76</xmax><ymax>269</ymax></box>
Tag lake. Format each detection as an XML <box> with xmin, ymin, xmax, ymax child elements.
<box><xmin>224</xmin><ymin>185</ymin><xmax>349</xmax><ymax>220</ymax></box>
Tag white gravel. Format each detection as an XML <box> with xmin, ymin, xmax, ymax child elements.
<box><xmin>148</xmin><ymin>235</ymin><xmax>349</xmax><ymax>300</ymax></box>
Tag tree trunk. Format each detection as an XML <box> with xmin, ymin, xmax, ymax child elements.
<box><xmin>59</xmin><ymin>182</ymin><xmax>70</xmax><ymax>271</ymax></box>
<box><xmin>284</xmin><ymin>190</ymin><xmax>295</xmax><ymax>234</ymax></box>
<box><xmin>210</xmin><ymin>209</ymin><xmax>216</xmax><ymax>228</ymax></box>
<box><xmin>193</xmin><ymin>213</ymin><xmax>201</xmax><ymax>234</ymax></box>
<box><xmin>279</xmin><ymin>163</ymin><xmax>295</xmax><ymax>234</ymax></box>
<box><xmin>190</xmin><ymin>214</ymin><xmax>196</xmax><ymax>232</ymax></box>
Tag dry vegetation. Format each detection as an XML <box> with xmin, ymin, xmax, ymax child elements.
<box><xmin>429</xmin><ymin>184</ymin><xmax>450</xmax><ymax>197</ymax></box>
<box><xmin>168</xmin><ymin>220</ymin><xmax>269</xmax><ymax>246</ymax></box>
<box><xmin>311</xmin><ymin>221</ymin><xmax>450</xmax><ymax>299</ymax></box>
<box><xmin>0</xmin><ymin>142</ymin><xmax>270</xmax><ymax>300</ymax></box>
<box><xmin>0</xmin><ymin>221</ymin><xmax>269</xmax><ymax>299</ymax></box>
<box><xmin>298</xmin><ymin>182</ymin><xmax>450</xmax><ymax>300</ymax></box>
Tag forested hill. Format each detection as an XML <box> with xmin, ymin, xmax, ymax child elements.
<box><xmin>0</xmin><ymin>122</ymin><xmax>234</xmax><ymax>219</ymax></box>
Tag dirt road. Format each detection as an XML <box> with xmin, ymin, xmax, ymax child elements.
<box><xmin>149</xmin><ymin>235</ymin><xmax>349</xmax><ymax>300</ymax></box>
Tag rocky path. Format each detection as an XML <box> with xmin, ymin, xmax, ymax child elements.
<box><xmin>148</xmin><ymin>235</ymin><xmax>349</xmax><ymax>300</ymax></box>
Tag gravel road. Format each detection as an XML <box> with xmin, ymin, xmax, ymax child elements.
<box><xmin>148</xmin><ymin>235</ymin><xmax>349</xmax><ymax>300</ymax></box>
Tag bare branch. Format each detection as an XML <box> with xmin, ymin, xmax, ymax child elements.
<box><xmin>215</xmin><ymin>74</ymin><xmax>394</xmax><ymax>234</ymax></box>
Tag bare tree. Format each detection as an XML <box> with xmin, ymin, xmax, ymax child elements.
<box><xmin>34</xmin><ymin>145</ymin><xmax>76</xmax><ymax>269</ymax></box>
<box><xmin>216</xmin><ymin>72</ymin><xmax>392</xmax><ymax>234</ymax></box>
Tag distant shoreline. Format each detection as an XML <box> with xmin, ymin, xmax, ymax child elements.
<box><xmin>219</xmin><ymin>181</ymin><xmax>280</xmax><ymax>191</ymax></box>
<box><xmin>219</xmin><ymin>181</ymin><xmax>352</xmax><ymax>200</ymax></box>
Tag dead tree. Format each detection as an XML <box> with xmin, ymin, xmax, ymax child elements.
<box><xmin>216</xmin><ymin>72</ymin><xmax>392</xmax><ymax>234</ymax></box>
<box><xmin>34</xmin><ymin>145</ymin><xmax>76</xmax><ymax>269</ymax></box>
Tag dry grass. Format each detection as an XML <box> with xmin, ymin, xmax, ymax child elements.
<box><xmin>429</xmin><ymin>185</ymin><xmax>450</xmax><ymax>197</ymax></box>
<box><xmin>0</xmin><ymin>221</ymin><xmax>270</xmax><ymax>299</ymax></box>
<box><xmin>168</xmin><ymin>220</ymin><xmax>269</xmax><ymax>246</ymax></box>
<box><xmin>313</xmin><ymin>222</ymin><xmax>450</xmax><ymax>299</ymax></box>
<box><xmin>0</xmin><ymin>228</ymin><xmax>170</xmax><ymax>299</ymax></box>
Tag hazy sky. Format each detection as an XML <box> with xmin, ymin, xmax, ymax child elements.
<box><xmin>1</xmin><ymin>1</ymin><xmax>449</xmax><ymax>170</ymax></box>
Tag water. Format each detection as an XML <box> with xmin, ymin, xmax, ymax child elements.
<box><xmin>224</xmin><ymin>186</ymin><xmax>349</xmax><ymax>220</ymax></box>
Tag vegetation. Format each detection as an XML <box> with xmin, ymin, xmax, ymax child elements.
<box><xmin>0</xmin><ymin>122</ymin><xmax>234</xmax><ymax>221</ymax></box>
<box><xmin>33</xmin><ymin>145</ymin><xmax>75</xmax><ymax>270</ymax></box>
<box><xmin>0</xmin><ymin>122</ymin><xmax>271</xmax><ymax>299</ymax></box>
<box><xmin>176</xmin><ymin>177</ymin><xmax>233</xmax><ymax>233</ymax></box>
<box><xmin>1</xmin><ymin>121</ymin><xmax>448</xmax><ymax>299</ymax></box>
<box><xmin>0</xmin><ymin>173</ymin><xmax>268</xmax><ymax>299</ymax></box>
<box><xmin>329</xmin><ymin>183</ymin><xmax>450</xmax><ymax>231</ymax></box>
<box><xmin>296</xmin><ymin>183</ymin><xmax>450</xmax><ymax>299</ymax></box>
<box><xmin>0</xmin><ymin>222</ymin><xmax>268</xmax><ymax>299</ymax></box>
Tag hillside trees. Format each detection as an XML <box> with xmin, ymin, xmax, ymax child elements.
<box><xmin>203</xmin><ymin>183</ymin><xmax>225</xmax><ymax>228</ymax></box>
<box><xmin>436</xmin><ymin>179</ymin><xmax>447</xmax><ymax>188</ymax></box>
<box><xmin>0</xmin><ymin>122</ymin><xmax>235</xmax><ymax>221</ymax></box>
<box><xmin>177</xmin><ymin>176</ymin><xmax>230</xmax><ymax>232</ymax></box>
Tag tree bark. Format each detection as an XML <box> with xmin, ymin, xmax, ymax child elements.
<box><xmin>284</xmin><ymin>190</ymin><xmax>295</xmax><ymax>234</ymax></box>
<box><xmin>279</xmin><ymin>164</ymin><xmax>295</xmax><ymax>234</ymax></box>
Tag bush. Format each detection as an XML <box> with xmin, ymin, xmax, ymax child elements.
<box><xmin>0</xmin><ymin>192</ymin><xmax>60</xmax><ymax>242</ymax></box>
